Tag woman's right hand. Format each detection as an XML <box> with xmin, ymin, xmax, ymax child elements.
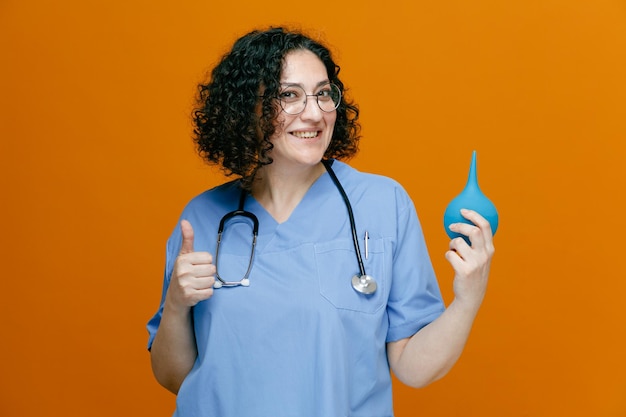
<box><xmin>166</xmin><ymin>219</ymin><xmax>216</xmax><ymax>310</ymax></box>
<box><xmin>151</xmin><ymin>219</ymin><xmax>213</xmax><ymax>393</ymax></box>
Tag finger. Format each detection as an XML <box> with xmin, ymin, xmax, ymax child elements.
<box><xmin>461</xmin><ymin>210</ymin><xmax>495</xmax><ymax>257</ymax></box>
<box><xmin>449</xmin><ymin>221</ymin><xmax>483</xmax><ymax>249</ymax></box>
<box><xmin>460</xmin><ymin>209</ymin><xmax>493</xmax><ymax>240</ymax></box>
<box><xmin>176</xmin><ymin>286</ymin><xmax>215</xmax><ymax>307</ymax></box>
<box><xmin>186</xmin><ymin>275</ymin><xmax>216</xmax><ymax>291</ymax></box>
<box><xmin>191</xmin><ymin>288</ymin><xmax>215</xmax><ymax>304</ymax></box>
<box><xmin>179</xmin><ymin>220</ymin><xmax>195</xmax><ymax>255</ymax></box>
<box><xmin>190</xmin><ymin>263</ymin><xmax>216</xmax><ymax>278</ymax></box>
<box><xmin>445</xmin><ymin>248</ymin><xmax>465</xmax><ymax>270</ymax></box>
<box><xmin>448</xmin><ymin>236</ymin><xmax>470</xmax><ymax>260</ymax></box>
<box><xmin>182</xmin><ymin>251</ymin><xmax>214</xmax><ymax>266</ymax></box>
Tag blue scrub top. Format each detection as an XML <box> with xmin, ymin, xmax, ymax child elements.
<box><xmin>147</xmin><ymin>161</ymin><xmax>445</xmax><ymax>417</ymax></box>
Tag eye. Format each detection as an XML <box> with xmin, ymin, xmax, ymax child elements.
<box><xmin>278</xmin><ymin>88</ymin><xmax>302</xmax><ymax>102</ymax></box>
<box><xmin>316</xmin><ymin>88</ymin><xmax>332</xmax><ymax>98</ymax></box>
<box><xmin>316</xmin><ymin>84</ymin><xmax>340</xmax><ymax>103</ymax></box>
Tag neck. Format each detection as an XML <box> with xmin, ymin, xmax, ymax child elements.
<box><xmin>251</xmin><ymin>162</ymin><xmax>327</xmax><ymax>223</ymax></box>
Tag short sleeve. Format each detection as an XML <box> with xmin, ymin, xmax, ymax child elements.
<box><xmin>146</xmin><ymin>223</ymin><xmax>182</xmax><ymax>350</ymax></box>
<box><xmin>385</xmin><ymin>188</ymin><xmax>445</xmax><ymax>342</ymax></box>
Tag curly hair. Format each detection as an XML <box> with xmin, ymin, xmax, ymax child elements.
<box><xmin>192</xmin><ymin>27</ymin><xmax>361</xmax><ymax>188</ymax></box>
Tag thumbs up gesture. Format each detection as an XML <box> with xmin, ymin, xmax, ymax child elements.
<box><xmin>166</xmin><ymin>220</ymin><xmax>216</xmax><ymax>309</ymax></box>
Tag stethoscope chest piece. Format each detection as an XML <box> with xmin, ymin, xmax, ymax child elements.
<box><xmin>351</xmin><ymin>274</ymin><xmax>377</xmax><ymax>295</ymax></box>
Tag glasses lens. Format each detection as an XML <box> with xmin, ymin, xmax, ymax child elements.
<box><xmin>278</xmin><ymin>84</ymin><xmax>342</xmax><ymax>114</ymax></box>
<box><xmin>317</xmin><ymin>84</ymin><xmax>341</xmax><ymax>112</ymax></box>
<box><xmin>279</xmin><ymin>85</ymin><xmax>306</xmax><ymax>115</ymax></box>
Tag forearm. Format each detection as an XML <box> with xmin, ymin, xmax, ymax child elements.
<box><xmin>388</xmin><ymin>209</ymin><xmax>495</xmax><ymax>388</ymax></box>
<box><xmin>388</xmin><ymin>298</ymin><xmax>480</xmax><ymax>388</ymax></box>
<box><xmin>150</xmin><ymin>302</ymin><xmax>198</xmax><ymax>394</ymax></box>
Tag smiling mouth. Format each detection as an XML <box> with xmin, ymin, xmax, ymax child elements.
<box><xmin>291</xmin><ymin>131</ymin><xmax>319</xmax><ymax>139</ymax></box>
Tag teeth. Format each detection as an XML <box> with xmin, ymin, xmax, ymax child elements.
<box><xmin>292</xmin><ymin>131</ymin><xmax>318</xmax><ymax>138</ymax></box>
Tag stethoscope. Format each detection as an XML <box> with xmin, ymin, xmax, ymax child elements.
<box><xmin>213</xmin><ymin>159</ymin><xmax>377</xmax><ymax>295</ymax></box>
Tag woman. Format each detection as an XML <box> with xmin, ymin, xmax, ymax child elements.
<box><xmin>147</xmin><ymin>27</ymin><xmax>494</xmax><ymax>416</ymax></box>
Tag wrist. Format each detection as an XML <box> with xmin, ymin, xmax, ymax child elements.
<box><xmin>448</xmin><ymin>297</ymin><xmax>482</xmax><ymax>319</ymax></box>
<box><xmin>163</xmin><ymin>296</ymin><xmax>193</xmax><ymax>318</ymax></box>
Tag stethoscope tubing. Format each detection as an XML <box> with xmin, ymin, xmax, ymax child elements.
<box><xmin>214</xmin><ymin>191</ymin><xmax>259</xmax><ymax>287</ymax></box>
<box><xmin>321</xmin><ymin>160</ymin><xmax>367</xmax><ymax>278</ymax></box>
<box><xmin>213</xmin><ymin>159</ymin><xmax>373</xmax><ymax>293</ymax></box>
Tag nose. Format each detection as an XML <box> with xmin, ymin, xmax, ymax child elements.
<box><xmin>300</xmin><ymin>96</ymin><xmax>324</xmax><ymax>121</ymax></box>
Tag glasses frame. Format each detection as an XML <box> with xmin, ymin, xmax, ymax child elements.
<box><xmin>263</xmin><ymin>83</ymin><xmax>342</xmax><ymax>115</ymax></box>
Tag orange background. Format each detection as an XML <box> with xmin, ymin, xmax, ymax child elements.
<box><xmin>1</xmin><ymin>0</ymin><xmax>625</xmax><ymax>416</ymax></box>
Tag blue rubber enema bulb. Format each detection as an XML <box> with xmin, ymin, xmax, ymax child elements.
<box><xmin>443</xmin><ymin>151</ymin><xmax>499</xmax><ymax>244</ymax></box>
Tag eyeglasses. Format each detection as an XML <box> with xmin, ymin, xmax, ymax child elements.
<box><xmin>275</xmin><ymin>83</ymin><xmax>342</xmax><ymax>115</ymax></box>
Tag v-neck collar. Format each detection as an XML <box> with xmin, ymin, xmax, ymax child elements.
<box><xmin>244</xmin><ymin>168</ymin><xmax>331</xmax><ymax>229</ymax></box>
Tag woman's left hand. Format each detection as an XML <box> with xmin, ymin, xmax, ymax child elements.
<box><xmin>388</xmin><ymin>209</ymin><xmax>496</xmax><ymax>387</ymax></box>
<box><xmin>445</xmin><ymin>209</ymin><xmax>495</xmax><ymax>311</ymax></box>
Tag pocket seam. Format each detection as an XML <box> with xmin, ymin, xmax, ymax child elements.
<box><xmin>315</xmin><ymin>238</ymin><xmax>386</xmax><ymax>314</ymax></box>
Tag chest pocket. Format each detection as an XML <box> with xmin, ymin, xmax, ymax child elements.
<box><xmin>314</xmin><ymin>237</ymin><xmax>387</xmax><ymax>314</ymax></box>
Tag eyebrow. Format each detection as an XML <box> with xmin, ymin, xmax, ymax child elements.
<box><xmin>280</xmin><ymin>80</ymin><xmax>331</xmax><ymax>88</ymax></box>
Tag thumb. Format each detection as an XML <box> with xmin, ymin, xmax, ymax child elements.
<box><xmin>179</xmin><ymin>219</ymin><xmax>195</xmax><ymax>255</ymax></box>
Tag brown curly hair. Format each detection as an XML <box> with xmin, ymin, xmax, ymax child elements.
<box><xmin>192</xmin><ymin>27</ymin><xmax>361</xmax><ymax>188</ymax></box>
